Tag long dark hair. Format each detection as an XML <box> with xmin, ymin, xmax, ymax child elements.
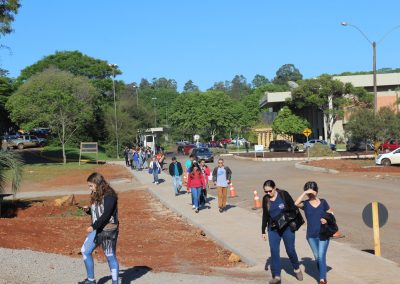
<box><xmin>87</xmin><ymin>172</ymin><xmax>118</xmax><ymax>205</ymax></box>
<box><xmin>189</xmin><ymin>161</ymin><xmax>201</xmax><ymax>178</ymax></box>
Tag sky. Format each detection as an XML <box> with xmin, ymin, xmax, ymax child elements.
<box><xmin>2</xmin><ymin>0</ymin><xmax>400</xmax><ymax>91</ymax></box>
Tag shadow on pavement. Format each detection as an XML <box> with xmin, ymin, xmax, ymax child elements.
<box><xmin>98</xmin><ymin>266</ymin><xmax>152</xmax><ymax>284</ymax></box>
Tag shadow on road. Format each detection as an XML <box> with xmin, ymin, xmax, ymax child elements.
<box><xmin>97</xmin><ymin>266</ymin><xmax>152</xmax><ymax>284</ymax></box>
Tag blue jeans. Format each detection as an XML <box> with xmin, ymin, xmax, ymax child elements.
<box><xmin>172</xmin><ymin>175</ymin><xmax>182</xmax><ymax>194</ymax></box>
<box><xmin>81</xmin><ymin>230</ymin><xmax>119</xmax><ymax>284</ymax></box>
<box><xmin>152</xmin><ymin>170</ymin><xmax>159</xmax><ymax>182</ymax></box>
<box><xmin>268</xmin><ymin>226</ymin><xmax>300</xmax><ymax>278</ymax></box>
<box><xmin>191</xmin><ymin>187</ymin><xmax>201</xmax><ymax>209</ymax></box>
<box><xmin>307</xmin><ymin>237</ymin><xmax>330</xmax><ymax>281</ymax></box>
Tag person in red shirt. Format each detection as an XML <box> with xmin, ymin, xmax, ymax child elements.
<box><xmin>187</xmin><ymin>162</ymin><xmax>205</xmax><ymax>213</ymax></box>
<box><xmin>199</xmin><ymin>159</ymin><xmax>210</xmax><ymax>206</ymax></box>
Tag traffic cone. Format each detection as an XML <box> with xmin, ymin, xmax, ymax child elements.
<box><xmin>229</xmin><ymin>183</ymin><xmax>237</xmax><ymax>198</ymax></box>
<box><xmin>252</xmin><ymin>190</ymin><xmax>262</xmax><ymax>210</ymax></box>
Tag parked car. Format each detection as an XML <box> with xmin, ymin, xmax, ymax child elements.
<box><xmin>183</xmin><ymin>144</ymin><xmax>196</xmax><ymax>155</ymax></box>
<box><xmin>346</xmin><ymin>140</ymin><xmax>374</xmax><ymax>151</ymax></box>
<box><xmin>269</xmin><ymin>140</ymin><xmax>298</xmax><ymax>152</ymax></box>
<box><xmin>218</xmin><ymin>138</ymin><xmax>232</xmax><ymax>145</ymax></box>
<box><xmin>30</xmin><ymin>127</ymin><xmax>51</xmax><ymax>138</ymax></box>
<box><xmin>380</xmin><ymin>139</ymin><xmax>400</xmax><ymax>152</ymax></box>
<box><xmin>376</xmin><ymin>147</ymin><xmax>400</xmax><ymax>166</ymax></box>
<box><xmin>192</xmin><ymin>147</ymin><xmax>214</xmax><ymax>163</ymax></box>
<box><xmin>176</xmin><ymin>140</ymin><xmax>190</xmax><ymax>146</ymax></box>
<box><xmin>8</xmin><ymin>135</ymin><xmax>42</xmax><ymax>149</ymax></box>
<box><xmin>208</xmin><ymin>140</ymin><xmax>221</xmax><ymax>148</ymax></box>
<box><xmin>231</xmin><ymin>138</ymin><xmax>248</xmax><ymax>146</ymax></box>
<box><xmin>304</xmin><ymin>139</ymin><xmax>336</xmax><ymax>151</ymax></box>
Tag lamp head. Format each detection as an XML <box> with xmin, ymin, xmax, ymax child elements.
<box><xmin>341</xmin><ymin>22</ymin><xmax>348</xmax><ymax>26</ymax></box>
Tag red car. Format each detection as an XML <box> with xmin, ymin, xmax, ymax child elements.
<box><xmin>381</xmin><ymin>139</ymin><xmax>400</xmax><ymax>152</ymax></box>
<box><xmin>218</xmin><ymin>138</ymin><xmax>232</xmax><ymax>145</ymax></box>
<box><xmin>183</xmin><ymin>144</ymin><xmax>196</xmax><ymax>155</ymax></box>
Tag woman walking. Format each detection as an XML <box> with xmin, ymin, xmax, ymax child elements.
<box><xmin>295</xmin><ymin>181</ymin><xmax>333</xmax><ymax>284</ymax></box>
<box><xmin>149</xmin><ymin>155</ymin><xmax>161</xmax><ymax>184</ymax></box>
<box><xmin>261</xmin><ymin>180</ymin><xmax>303</xmax><ymax>284</ymax></box>
<box><xmin>80</xmin><ymin>172</ymin><xmax>119</xmax><ymax>284</ymax></box>
<box><xmin>187</xmin><ymin>162</ymin><xmax>205</xmax><ymax>213</ymax></box>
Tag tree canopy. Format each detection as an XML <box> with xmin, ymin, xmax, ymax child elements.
<box><xmin>273</xmin><ymin>64</ymin><xmax>303</xmax><ymax>85</ymax></box>
<box><xmin>272</xmin><ymin>106</ymin><xmax>309</xmax><ymax>136</ymax></box>
<box><xmin>7</xmin><ymin>68</ymin><xmax>98</xmax><ymax>163</ymax></box>
<box><xmin>0</xmin><ymin>0</ymin><xmax>20</xmax><ymax>36</ymax></box>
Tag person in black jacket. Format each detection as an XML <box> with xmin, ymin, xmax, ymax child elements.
<box><xmin>261</xmin><ymin>180</ymin><xmax>303</xmax><ymax>284</ymax></box>
<box><xmin>294</xmin><ymin>181</ymin><xmax>333</xmax><ymax>284</ymax></box>
<box><xmin>80</xmin><ymin>173</ymin><xmax>119</xmax><ymax>284</ymax></box>
<box><xmin>169</xmin><ymin>156</ymin><xmax>183</xmax><ymax>196</ymax></box>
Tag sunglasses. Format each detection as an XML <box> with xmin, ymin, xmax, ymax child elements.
<box><xmin>264</xmin><ymin>189</ymin><xmax>273</xmax><ymax>193</ymax></box>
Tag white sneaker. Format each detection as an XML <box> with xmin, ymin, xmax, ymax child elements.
<box><xmin>192</xmin><ymin>205</ymin><xmax>196</xmax><ymax>209</ymax></box>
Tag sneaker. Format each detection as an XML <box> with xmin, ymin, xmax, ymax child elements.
<box><xmin>269</xmin><ymin>278</ymin><xmax>281</xmax><ymax>284</ymax></box>
<box><xmin>155</xmin><ymin>181</ymin><xmax>159</xmax><ymax>185</ymax></box>
<box><xmin>295</xmin><ymin>270</ymin><xmax>303</xmax><ymax>281</ymax></box>
<box><xmin>192</xmin><ymin>205</ymin><xmax>196</xmax><ymax>210</ymax></box>
<box><xmin>319</xmin><ymin>281</ymin><xmax>327</xmax><ymax>284</ymax></box>
<box><xmin>79</xmin><ymin>279</ymin><xmax>96</xmax><ymax>284</ymax></box>
<box><xmin>219</xmin><ymin>208</ymin><xmax>223</xmax><ymax>213</ymax></box>
<box><xmin>195</xmin><ymin>208</ymin><xmax>199</xmax><ymax>213</ymax></box>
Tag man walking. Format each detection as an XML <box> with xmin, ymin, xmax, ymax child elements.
<box><xmin>212</xmin><ymin>158</ymin><xmax>232</xmax><ymax>213</ymax></box>
<box><xmin>169</xmin><ymin>157</ymin><xmax>183</xmax><ymax>196</ymax></box>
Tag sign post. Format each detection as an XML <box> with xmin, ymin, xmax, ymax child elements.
<box><xmin>254</xmin><ymin>144</ymin><xmax>264</xmax><ymax>158</ymax></box>
<box><xmin>79</xmin><ymin>142</ymin><xmax>98</xmax><ymax>165</ymax></box>
<box><xmin>362</xmin><ymin>202</ymin><xmax>389</xmax><ymax>256</ymax></box>
<box><xmin>303</xmin><ymin>128</ymin><xmax>312</xmax><ymax>161</ymax></box>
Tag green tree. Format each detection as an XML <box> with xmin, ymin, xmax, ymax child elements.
<box><xmin>229</xmin><ymin>74</ymin><xmax>251</xmax><ymax>100</ymax></box>
<box><xmin>345</xmin><ymin>108</ymin><xmax>380</xmax><ymax>150</ymax></box>
<box><xmin>0</xmin><ymin>73</ymin><xmax>16</xmax><ymax>133</ymax></box>
<box><xmin>0</xmin><ymin>0</ymin><xmax>20</xmax><ymax>36</ymax></box>
<box><xmin>272</xmin><ymin>106</ymin><xmax>309</xmax><ymax>137</ymax></box>
<box><xmin>378</xmin><ymin>107</ymin><xmax>400</xmax><ymax>141</ymax></box>
<box><xmin>169</xmin><ymin>91</ymin><xmax>235</xmax><ymax>140</ymax></box>
<box><xmin>273</xmin><ymin>64</ymin><xmax>303</xmax><ymax>85</ymax></box>
<box><xmin>183</xmin><ymin>80</ymin><xmax>200</xmax><ymax>93</ymax></box>
<box><xmin>291</xmin><ymin>75</ymin><xmax>351</xmax><ymax>142</ymax></box>
<box><xmin>7</xmin><ymin>68</ymin><xmax>97</xmax><ymax>164</ymax></box>
<box><xmin>0</xmin><ymin>151</ymin><xmax>23</xmax><ymax>195</ymax></box>
<box><xmin>251</xmin><ymin>74</ymin><xmax>270</xmax><ymax>89</ymax></box>
<box><xmin>151</xmin><ymin>77</ymin><xmax>177</xmax><ymax>90</ymax></box>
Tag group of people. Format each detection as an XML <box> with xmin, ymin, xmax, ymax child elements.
<box><xmin>262</xmin><ymin>180</ymin><xmax>336</xmax><ymax>284</ymax></box>
<box><xmin>78</xmin><ymin>161</ymin><xmax>335</xmax><ymax>284</ymax></box>
<box><xmin>123</xmin><ymin>146</ymin><xmax>166</xmax><ymax>172</ymax></box>
<box><xmin>168</xmin><ymin>154</ymin><xmax>232</xmax><ymax>213</ymax></box>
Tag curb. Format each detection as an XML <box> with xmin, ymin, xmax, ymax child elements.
<box><xmin>233</xmin><ymin>154</ymin><xmax>374</xmax><ymax>162</ymax></box>
<box><xmin>295</xmin><ymin>161</ymin><xmax>339</xmax><ymax>174</ymax></box>
<box><xmin>146</xmin><ymin>187</ymin><xmax>258</xmax><ymax>266</ymax></box>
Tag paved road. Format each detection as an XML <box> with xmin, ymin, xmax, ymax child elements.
<box><xmin>172</xmin><ymin>153</ymin><xmax>400</xmax><ymax>264</ymax></box>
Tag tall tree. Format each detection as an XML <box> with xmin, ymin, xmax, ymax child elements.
<box><xmin>290</xmin><ymin>75</ymin><xmax>351</xmax><ymax>142</ymax></box>
<box><xmin>272</xmin><ymin>106</ymin><xmax>309</xmax><ymax>138</ymax></box>
<box><xmin>345</xmin><ymin>108</ymin><xmax>381</xmax><ymax>148</ymax></box>
<box><xmin>183</xmin><ymin>80</ymin><xmax>200</xmax><ymax>93</ymax></box>
<box><xmin>229</xmin><ymin>74</ymin><xmax>251</xmax><ymax>100</ymax></box>
<box><xmin>252</xmin><ymin>74</ymin><xmax>270</xmax><ymax>89</ymax></box>
<box><xmin>7</xmin><ymin>68</ymin><xmax>98</xmax><ymax>164</ymax></box>
<box><xmin>151</xmin><ymin>77</ymin><xmax>177</xmax><ymax>90</ymax></box>
<box><xmin>0</xmin><ymin>72</ymin><xmax>16</xmax><ymax>133</ymax></box>
<box><xmin>169</xmin><ymin>91</ymin><xmax>235</xmax><ymax>140</ymax></box>
<box><xmin>273</xmin><ymin>64</ymin><xmax>303</xmax><ymax>85</ymax></box>
<box><xmin>0</xmin><ymin>0</ymin><xmax>20</xmax><ymax>36</ymax></box>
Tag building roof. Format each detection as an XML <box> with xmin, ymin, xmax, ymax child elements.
<box><xmin>333</xmin><ymin>73</ymin><xmax>400</xmax><ymax>88</ymax></box>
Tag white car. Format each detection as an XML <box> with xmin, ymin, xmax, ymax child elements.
<box><xmin>376</xmin><ymin>147</ymin><xmax>400</xmax><ymax>166</ymax></box>
<box><xmin>231</xmin><ymin>138</ymin><xmax>248</xmax><ymax>146</ymax></box>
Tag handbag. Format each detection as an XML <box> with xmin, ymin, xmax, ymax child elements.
<box><xmin>148</xmin><ymin>168</ymin><xmax>153</xmax><ymax>174</ymax></box>
<box><xmin>95</xmin><ymin>227</ymin><xmax>119</xmax><ymax>245</ymax></box>
<box><xmin>288</xmin><ymin>210</ymin><xmax>305</xmax><ymax>232</ymax></box>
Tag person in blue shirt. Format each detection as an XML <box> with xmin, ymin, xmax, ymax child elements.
<box><xmin>295</xmin><ymin>181</ymin><xmax>332</xmax><ymax>284</ymax></box>
<box><xmin>261</xmin><ymin>180</ymin><xmax>303</xmax><ymax>284</ymax></box>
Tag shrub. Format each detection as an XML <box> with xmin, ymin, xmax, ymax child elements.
<box><xmin>306</xmin><ymin>143</ymin><xmax>339</xmax><ymax>157</ymax></box>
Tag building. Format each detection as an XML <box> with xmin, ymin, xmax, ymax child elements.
<box><xmin>258</xmin><ymin>73</ymin><xmax>400</xmax><ymax>146</ymax></box>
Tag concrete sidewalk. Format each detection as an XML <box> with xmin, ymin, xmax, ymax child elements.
<box><xmin>120</xmin><ymin>161</ymin><xmax>399</xmax><ymax>284</ymax></box>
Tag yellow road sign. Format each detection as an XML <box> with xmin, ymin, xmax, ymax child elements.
<box><xmin>303</xmin><ymin>128</ymin><xmax>312</xmax><ymax>137</ymax></box>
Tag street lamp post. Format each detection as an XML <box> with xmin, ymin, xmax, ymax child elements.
<box><xmin>341</xmin><ymin>22</ymin><xmax>400</xmax><ymax>113</ymax></box>
<box><xmin>152</xmin><ymin>97</ymin><xmax>157</xmax><ymax>127</ymax></box>
<box><xmin>109</xmin><ymin>63</ymin><xmax>119</xmax><ymax>159</ymax></box>
<box><xmin>133</xmin><ymin>84</ymin><xmax>139</xmax><ymax>107</ymax></box>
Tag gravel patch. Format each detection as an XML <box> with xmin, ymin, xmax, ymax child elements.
<box><xmin>0</xmin><ymin>248</ymin><xmax>264</xmax><ymax>284</ymax></box>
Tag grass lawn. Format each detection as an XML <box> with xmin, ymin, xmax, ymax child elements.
<box><xmin>41</xmin><ymin>146</ymin><xmax>119</xmax><ymax>162</ymax></box>
<box><xmin>22</xmin><ymin>163</ymin><xmax>98</xmax><ymax>183</ymax></box>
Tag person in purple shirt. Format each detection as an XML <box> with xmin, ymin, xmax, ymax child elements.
<box><xmin>295</xmin><ymin>181</ymin><xmax>332</xmax><ymax>284</ymax></box>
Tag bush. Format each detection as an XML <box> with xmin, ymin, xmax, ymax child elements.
<box><xmin>306</xmin><ymin>143</ymin><xmax>339</xmax><ymax>157</ymax></box>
